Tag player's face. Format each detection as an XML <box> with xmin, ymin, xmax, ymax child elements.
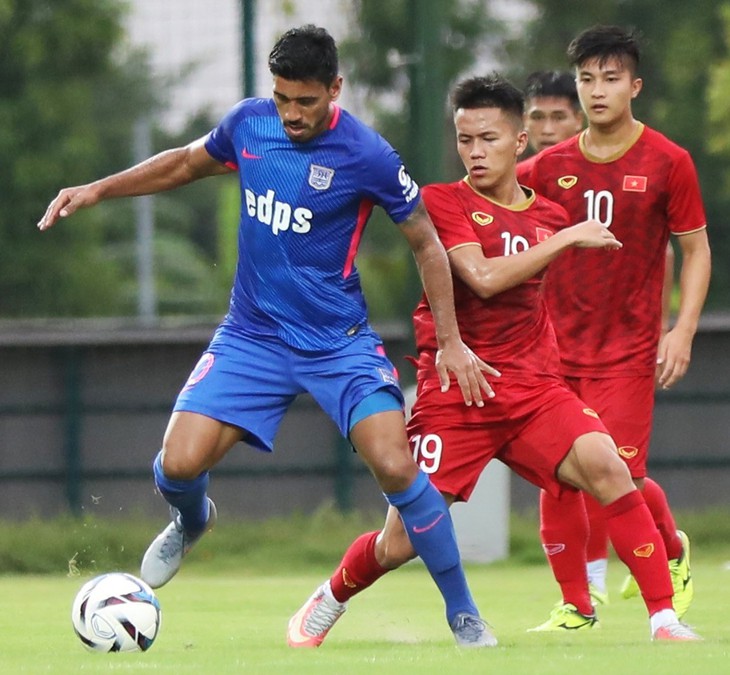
<box><xmin>454</xmin><ymin>107</ymin><xmax>528</xmax><ymax>195</ymax></box>
<box><xmin>575</xmin><ymin>57</ymin><xmax>642</xmax><ymax>129</ymax></box>
<box><xmin>272</xmin><ymin>76</ymin><xmax>343</xmax><ymax>143</ymax></box>
<box><xmin>524</xmin><ymin>96</ymin><xmax>583</xmax><ymax>151</ymax></box>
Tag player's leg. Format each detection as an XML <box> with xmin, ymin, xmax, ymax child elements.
<box><xmin>142</xmin><ymin>326</ymin><xmax>297</xmax><ymax>588</ymax></box>
<box><xmin>291</xmin><ymin>339</ymin><xmax>495</xmax><ymax>647</ymax></box>
<box><xmin>558</xmin><ymin>431</ymin><xmax>700</xmax><ymax>640</ymax></box>
<box><xmin>563</xmin><ymin>377</ymin><xmax>610</xmax><ymax>604</ymax></box>
<box><xmin>584</xmin><ymin>375</ymin><xmax>692</xmax><ymax>617</ymax></box>
<box><xmin>583</xmin><ymin>492</ymin><xmax>610</xmax><ymax>605</ymax></box>
<box><xmin>288</xmin><ymin>409</ymin><xmax>493</xmax><ymax>648</ymax></box>
<box><xmin>532</xmin><ymin>488</ymin><xmax>596</xmax><ymax>624</ymax></box>
<box><xmin>509</xmin><ymin>387</ymin><xmax>606</xmax><ymax>631</ymax></box>
<box><xmin>141</xmin><ymin>411</ymin><xmax>241</xmax><ymax>588</ymax></box>
<box><xmin>351</xmin><ymin>408</ymin><xmax>493</xmax><ymax>647</ymax></box>
<box><xmin>287</xmin><ymin>504</ymin><xmax>416</xmax><ymax>648</ymax></box>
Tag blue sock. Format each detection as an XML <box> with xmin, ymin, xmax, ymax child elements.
<box><xmin>385</xmin><ymin>471</ymin><xmax>478</xmax><ymax>624</ymax></box>
<box><xmin>153</xmin><ymin>451</ymin><xmax>210</xmax><ymax>535</ymax></box>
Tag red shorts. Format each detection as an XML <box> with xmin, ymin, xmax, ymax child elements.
<box><xmin>406</xmin><ymin>371</ymin><xmax>609</xmax><ymax>501</ymax></box>
<box><xmin>564</xmin><ymin>375</ymin><xmax>654</xmax><ymax>478</ymax></box>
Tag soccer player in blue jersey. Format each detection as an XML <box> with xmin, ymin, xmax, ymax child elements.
<box><xmin>37</xmin><ymin>25</ymin><xmax>498</xmax><ymax>647</ymax></box>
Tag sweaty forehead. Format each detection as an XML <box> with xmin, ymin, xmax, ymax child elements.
<box><xmin>455</xmin><ymin>106</ymin><xmax>514</xmax><ymax>132</ymax></box>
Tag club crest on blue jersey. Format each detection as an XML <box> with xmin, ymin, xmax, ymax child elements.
<box><xmin>308</xmin><ymin>164</ymin><xmax>335</xmax><ymax>190</ymax></box>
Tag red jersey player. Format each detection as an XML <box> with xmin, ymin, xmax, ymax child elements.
<box><xmin>287</xmin><ymin>73</ymin><xmax>701</xmax><ymax>647</ymax></box>
<box><xmin>520</xmin><ymin>25</ymin><xmax>711</xmax><ymax>627</ymax></box>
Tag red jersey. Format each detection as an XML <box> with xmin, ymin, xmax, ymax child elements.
<box><xmin>414</xmin><ymin>180</ymin><xmax>568</xmax><ymax>374</ymax></box>
<box><xmin>522</xmin><ymin>124</ymin><xmax>707</xmax><ymax>377</ymax></box>
<box><xmin>516</xmin><ymin>152</ymin><xmax>538</xmax><ymax>179</ymax></box>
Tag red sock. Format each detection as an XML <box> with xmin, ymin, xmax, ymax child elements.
<box><xmin>329</xmin><ymin>531</ymin><xmax>389</xmax><ymax>603</ymax></box>
<box><xmin>642</xmin><ymin>477</ymin><xmax>682</xmax><ymax>560</ymax></box>
<box><xmin>603</xmin><ymin>490</ymin><xmax>673</xmax><ymax>615</ymax></box>
<box><xmin>539</xmin><ymin>489</ymin><xmax>593</xmax><ymax>615</ymax></box>
<box><xmin>584</xmin><ymin>491</ymin><xmax>609</xmax><ymax>561</ymax></box>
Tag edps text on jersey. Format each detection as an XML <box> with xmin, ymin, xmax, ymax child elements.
<box><xmin>244</xmin><ymin>188</ymin><xmax>313</xmax><ymax>235</ymax></box>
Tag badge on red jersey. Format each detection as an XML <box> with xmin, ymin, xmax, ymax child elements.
<box><xmin>471</xmin><ymin>211</ymin><xmax>494</xmax><ymax>226</ymax></box>
<box><xmin>557</xmin><ymin>175</ymin><xmax>578</xmax><ymax>189</ymax></box>
<box><xmin>622</xmin><ymin>175</ymin><xmax>648</xmax><ymax>192</ymax></box>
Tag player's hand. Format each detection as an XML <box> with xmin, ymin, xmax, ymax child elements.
<box><xmin>568</xmin><ymin>219</ymin><xmax>622</xmax><ymax>250</ymax></box>
<box><xmin>656</xmin><ymin>326</ymin><xmax>693</xmax><ymax>389</ymax></box>
<box><xmin>37</xmin><ymin>184</ymin><xmax>101</xmax><ymax>231</ymax></box>
<box><xmin>435</xmin><ymin>338</ymin><xmax>500</xmax><ymax>407</ymax></box>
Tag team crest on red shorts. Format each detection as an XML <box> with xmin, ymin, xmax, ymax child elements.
<box><xmin>618</xmin><ymin>445</ymin><xmax>639</xmax><ymax>459</ymax></box>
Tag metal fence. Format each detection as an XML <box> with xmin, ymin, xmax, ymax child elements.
<box><xmin>2</xmin><ymin>315</ymin><xmax>730</xmax><ymax>521</ymax></box>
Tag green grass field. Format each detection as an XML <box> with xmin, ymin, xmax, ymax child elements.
<box><xmin>2</xmin><ymin>551</ymin><xmax>729</xmax><ymax>674</ymax></box>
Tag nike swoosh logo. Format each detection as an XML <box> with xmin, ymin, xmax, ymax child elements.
<box><xmin>241</xmin><ymin>147</ymin><xmax>262</xmax><ymax>160</ymax></box>
<box><xmin>287</xmin><ymin>609</ymin><xmax>313</xmax><ymax>646</ymax></box>
<box><xmin>412</xmin><ymin>512</ymin><xmax>445</xmax><ymax>534</ymax></box>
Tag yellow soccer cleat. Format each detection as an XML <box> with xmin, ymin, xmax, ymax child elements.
<box><xmin>619</xmin><ymin>572</ymin><xmax>640</xmax><ymax>600</ymax></box>
<box><xmin>527</xmin><ymin>603</ymin><xmax>599</xmax><ymax>632</ymax></box>
<box><xmin>669</xmin><ymin>530</ymin><xmax>693</xmax><ymax>619</ymax></box>
<box><xmin>620</xmin><ymin>530</ymin><xmax>693</xmax><ymax>618</ymax></box>
<box><xmin>589</xmin><ymin>583</ymin><xmax>609</xmax><ymax>606</ymax></box>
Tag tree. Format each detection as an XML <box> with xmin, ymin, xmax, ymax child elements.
<box><xmin>0</xmin><ymin>0</ymin><xmax>146</xmax><ymax>315</ymax></box>
<box><xmin>707</xmin><ymin>3</ymin><xmax>730</xmax><ymax>302</ymax></box>
<box><xmin>0</xmin><ymin>0</ymin><xmax>230</xmax><ymax>318</ymax></box>
<box><xmin>338</xmin><ymin>0</ymin><xmax>503</xmax><ymax>322</ymax></box>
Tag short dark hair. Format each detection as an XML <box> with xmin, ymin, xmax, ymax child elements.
<box><xmin>268</xmin><ymin>25</ymin><xmax>338</xmax><ymax>86</ymax></box>
<box><xmin>567</xmin><ymin>25</ymin><xmax>641</xmax><ymax>74</ymax></box>
<box><xmin>451</xmin><ymin>73</ymin><xmax>524</xmax><ymax>126</ymax></box>
<box><xmin>524</xmin><ymin>71</ymin><xmax>580</xmax><ymax>111</ymax></box>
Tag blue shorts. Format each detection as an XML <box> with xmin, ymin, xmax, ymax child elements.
<box><xmin>173</xmin><ymin>321</ymin><xmax>404</xmax><ymax>452</ymax></box>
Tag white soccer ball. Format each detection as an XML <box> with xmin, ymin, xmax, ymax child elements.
<box><xmin>71</xmin><ymin>572</ymin><xmax>161</xmax><ymax>652</ymax></box>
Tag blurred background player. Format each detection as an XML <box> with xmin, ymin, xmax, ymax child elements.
<box><xmin>521</xmin><ymin>70</ymin><xmax>584</xmax><ymax>163</ymax></box>
<box><xmin>520</xmin><ymin>25</ymin><xmax>711</xmax><ymax>627</ymax></box>
<box><xmin>37</xmin><ymin>24</ymin><xmax>499</xmax><ymax>648</ymax></box>
<box><xmin>288</xmin><ymin>73</ymin><xmax>701</xmax><ymax>647</ymax></box>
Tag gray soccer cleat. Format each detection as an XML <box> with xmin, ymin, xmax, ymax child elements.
<box><xmin>140</xmin><ymin>498</ymin><xmax>217</xmax><ymax>588</ymax></box>
<box><xmin>450</xmin><ymin>612</ymin><xmax>498</xmax><ymax>648</ymax></box>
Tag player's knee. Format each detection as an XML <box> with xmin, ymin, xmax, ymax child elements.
<box><xmin>585</xmin><ymin>448</ymin><xmax>634</xmax><ymax>502</ymax></box>
<box><xmin>370</xmin><ymin>450</ymin><xmax>418</xmax><ymax>493</ymax></box>
<box><xmin>158</xmin><ymin>445</ymin><xmax>205</xmax><ymax>481</ymax></box>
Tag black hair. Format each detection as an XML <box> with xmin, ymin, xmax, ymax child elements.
<box><xmin>567</xmin><ymin>25</ymin><xmax>641</xmax><ymax>74</ymax></box>
<box><xmin>268</xmin><ymin>24</ymin><xmax>338</xmax><ymax>86</ymax></box>
<box><xmin>524</xmin><ymin>71</ymin><xmax>580</xmax><ymax>110</ymax></box>
<box><xmin>451</xmin><ymin>73</ymin><xmax>524</xmax><ymax>126</ymax></box>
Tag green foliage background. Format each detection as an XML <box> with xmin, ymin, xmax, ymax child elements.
<box><xmin>2</xmin><ymin>0</ymin><xmax>729</xmax><ymax>320</ymax></box>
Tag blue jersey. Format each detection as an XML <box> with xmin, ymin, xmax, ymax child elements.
<box><xmin>204</xmin><ymin>98</ymin><xmax>420</xmax><ymax>351</ymax></box>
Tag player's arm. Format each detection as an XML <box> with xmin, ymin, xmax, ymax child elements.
<box><xmin>37</xmin><ymin>137</ymin><xmax>232</xmax><ymax>231</ymax></box>
<box><xmin>399</xmin><ymin>199</ymin><xmax>499</xmax><ymax>406</ymax></box>
<box><xmin>657</xmin><ymin>229</ymin><xmax>711</xmax><ymax>389</ymax></box>
<box><xmin>449</xmin><ymin>219</ymin><xmax>621</xmax><ymax>299</ymax></box>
